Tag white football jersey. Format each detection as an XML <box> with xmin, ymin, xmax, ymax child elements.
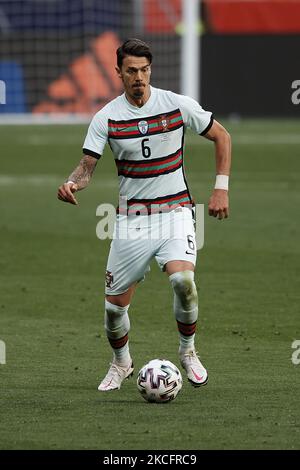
<box><xmin>83</xmin><ymin>86</ymin><xmax>213</xmax><ymax>215</ymax></box>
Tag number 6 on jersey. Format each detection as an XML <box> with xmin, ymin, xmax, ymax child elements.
<box><xmin>141</xmin><ymin>138</ymin><xmax>151</xmax><ymax>158</ymax></box>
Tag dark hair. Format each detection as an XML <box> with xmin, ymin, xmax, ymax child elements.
<box><xmin>116</xmin><ymin>38</ymin><xmax>152</xmax><ymax>68</ymax></box>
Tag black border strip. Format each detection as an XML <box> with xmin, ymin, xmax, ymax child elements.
<box><xmin>2</xmin><ymin>450</ymin><xmax>284</xmax><ymax>466</ymax></box>
<box><xmin>82</xmin><ymin>148</ymin><xmax>101</xmax><ymax>159</ymax></box>
<box><xmin>200</xmin><ymin>114</ymin><xmax>214</xmax><ymax>136</ymax></box>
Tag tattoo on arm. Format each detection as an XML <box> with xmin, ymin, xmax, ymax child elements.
<box><xmin>67</xmin><ymin>155</ymin><xmax>98</xmax><ymax>190</ymax></box>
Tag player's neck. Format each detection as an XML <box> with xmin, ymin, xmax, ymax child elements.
<box><xmin>125</xmin><ymin>86</ymin><xmax>151</xmax><ymax>108</ymax></box>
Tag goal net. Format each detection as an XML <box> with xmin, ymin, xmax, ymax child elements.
<box><xmin>0</xmin><ymin>0</ymin><xmax>186</xmax><ymax>122</ymax></box>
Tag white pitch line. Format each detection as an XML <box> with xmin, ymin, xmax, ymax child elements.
<box><xmin>232</xmin><ymin>135</ymin><xmax>300</xmax><ymax>145</ymax></box>
<box><xmin>4</xmin><ymin>135</ymin><xmax>85</xmax><ymax>146</ymax></box>
<box><xmin>0</xmin><ymin>175</ymin><xmax>117</xmax><ymax>187</ymax></box>
<box><xmin>2</xmin><ymin>133</ymin><xmax>300</xmax><ymax>146</ymax></box>
<box><xmin>187</xmin><ymin>134</ymin><xmax>300</xmax><ymax>145</ymax></box>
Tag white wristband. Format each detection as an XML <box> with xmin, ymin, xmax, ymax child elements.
<box><xmin>66</xmin><ymin>180</ymin><xmax>75</xmax><ymax>185</ymax></box>
<box><xmin>215</xmin><ymin>175</ymin><xmax>229</xmax><ymax>190</ymax></box>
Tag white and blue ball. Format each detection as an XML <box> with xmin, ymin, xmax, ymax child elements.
<box><xmin>137</xmin><ymin>359</ymin><xmax>182</xmax><ymax>403</ymax></box>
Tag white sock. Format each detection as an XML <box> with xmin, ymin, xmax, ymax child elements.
<box><xmin>169</xmin><ymin>271</ymin><xmax>198</xmax><ymax>355</ymax></box>
<box><xmin>104</xmin><ymin>300</ymin><xmax>131</xmax><ymax>366</ymax></box>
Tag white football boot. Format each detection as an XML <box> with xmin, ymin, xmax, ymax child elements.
<box><xmin>180</xmin><ymin>350</ymin><xmax>208</xmax><ymax>387</ymax></box>
<box><xmin>98</xmin><ymin>360</ymin><xmax>134</xmax><ymax>392</ymax></box>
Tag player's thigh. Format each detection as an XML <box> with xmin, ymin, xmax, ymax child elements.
<box><xmin>165</xmin><ymin>260</ymin><xmax>195</xmax><ymax>275</ymax></box>
<box><xmin>106</xmin><ymin>282</ymin><xmax>137</xmax><ymax>307</ymax></box>
<box><xmin>154</xmin><ymin>208</ymin><xmax>197</xmax><ymax>272</ymax></box>
<box><xmin>105</xmin><ymin>236</ymin><xmax>151</xmax><ymax>297</ymax></box>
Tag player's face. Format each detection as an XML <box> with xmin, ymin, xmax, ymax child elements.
<box><xmin>116</xmin><ymin>55</ymin><xmax>151</xmax><ymax>102</ymax></box>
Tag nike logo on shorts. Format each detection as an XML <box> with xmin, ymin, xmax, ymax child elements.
<box><xmin>185</xmin><ymin>250</ymin><xmax>194</xmax><ymax>255</ymax></box>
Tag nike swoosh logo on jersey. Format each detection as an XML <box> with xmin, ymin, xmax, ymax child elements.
<box><xmin>116</xmin><ymin>127</ymin><xmax>128</xmax><ymax>131</ymax></box>
<box><xmin>185</xmin><ymin>250</ymin><xmax>194</xmax><ymax>255</ymax></box>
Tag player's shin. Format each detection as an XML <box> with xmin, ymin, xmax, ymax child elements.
<box><xmin>104</xmin><ymin>300</ymin><xmax>131</xmax><ymax>366</ymax></box>
<box><xmin>169</xmin><ymin>271</ymin><xmax>198</xmax><ymax>354</ymax></box>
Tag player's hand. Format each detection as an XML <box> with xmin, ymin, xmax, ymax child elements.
<box><xmin>208</xmin><ymin>189</ymin><xmax>229</xmax><ymax>220</ymax></box>
<box><xmin>57</xmin><ymin>182</ymin><xmax>79</xmax><ymax>205</ymax></box>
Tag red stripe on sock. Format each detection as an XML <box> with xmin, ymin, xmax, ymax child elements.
<box><xmin>177</xmin><ymin>320</ymin><xmax>197</xmax><ymax>337</ymax></box>
<box><xmin>108</xmin><ymin>333</ymin><xmax>129</xmax><ymax>349</ymax></box>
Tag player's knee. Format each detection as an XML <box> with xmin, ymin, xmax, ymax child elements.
<box><xmin>104</xmin><ymin>300</ymin><xmax>130</xmax><ymax>337</ymax></box>
<box><xmin>105</xmin><ymin>300</ymin><xmax>129</xmax><ymax>317</ymax></box>
<box><xmin>169</xmin><ymin>271</ymin><xmax>197</xmax><ymax>309</ymax></box>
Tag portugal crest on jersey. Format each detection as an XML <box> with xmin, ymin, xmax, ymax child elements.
<box><xmin>138</xmin><ymin>120</ymin><xmax>149</xmax><ymax>135</ymax></box>
<box><xmin>159</xmin><ymin>115</ymin><xmax>170</xmax><ymax>132</ymax></box>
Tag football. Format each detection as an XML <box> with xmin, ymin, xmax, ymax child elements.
<box><xmin>137</xmin><ymin>359</ymin><xmax>182</xmax><ymax>403</ymax></box>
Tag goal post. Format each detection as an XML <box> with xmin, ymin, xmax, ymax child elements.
<box><xmin>181</xmin><ymin>0</ymin><xmax>200</xmax><ymax>102</ymax></box>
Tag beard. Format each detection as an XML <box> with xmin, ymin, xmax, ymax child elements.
<box><xmin>132</xmin><ymin>83</ymin><xmax>144</xmax><ymax>97</ymax></box>
<box><xmin>133</xmin><ymin>89</ymin><xmax>144</xmax><ymax>97</ymax></box>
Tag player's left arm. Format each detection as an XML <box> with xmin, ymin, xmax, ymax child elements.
<box><xmin>203</xmin><ymin>120</ymin><xmax>231</xmax><ymax>220</ymax></box>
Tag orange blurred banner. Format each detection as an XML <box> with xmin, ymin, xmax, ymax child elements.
<box><xmin>205</xmin><ymin>0</ymin><xmax>300</xmax><ymax>34</ymax></box>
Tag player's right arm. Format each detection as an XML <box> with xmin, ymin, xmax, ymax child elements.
<box><xmin>57</xmin><ymin>154</ymin><xmax>98</xmax><ymax>205</ymax></box>
<box><xmin>58</xmin><ymin>108</ymin><xmax>108</xmax><ymax>205</ymax></box>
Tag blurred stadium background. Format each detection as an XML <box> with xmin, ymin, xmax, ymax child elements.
<box><xmin>0</xmin><ymin>0</ymin><xmax>299</xmax><ymax>119</ymax></box>
<box><xmin>0</xmin><ymin>0</ymin><xmax>299</xmax><ymax>451</ymax></box>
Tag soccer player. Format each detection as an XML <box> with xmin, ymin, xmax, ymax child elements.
<box><xmin>57</xmin><ymin>38</ymin><xmax>231</xmax><ymax>391</ymax></box>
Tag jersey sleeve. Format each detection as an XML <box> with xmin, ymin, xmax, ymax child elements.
<box><xmin>177</xmin><ymin>94</ymin><xmax>213</xmax><ymax>136</ymax></box>
<box><xmin>82</xmin><ymin>110</ymin><xmax>108</xmax><ymax>159</ymax></box>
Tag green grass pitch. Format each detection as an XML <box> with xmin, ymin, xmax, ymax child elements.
<box><xmin>0</xmin><ymin>119</ymin><xmax>299</xmax><ymax>450</ymax></box>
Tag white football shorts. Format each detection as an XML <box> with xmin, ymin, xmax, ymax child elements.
<box><xmin>105</xmin><ymin>207</ymin><xmax>197</xmax><ymax>295</ymax></box>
